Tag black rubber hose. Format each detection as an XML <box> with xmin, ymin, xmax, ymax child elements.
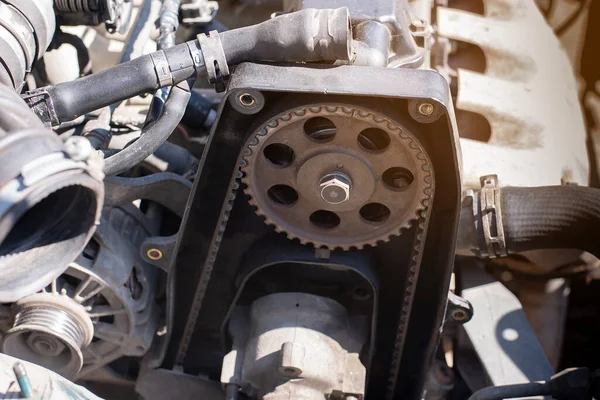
<box><xmin>219</xmin><ymin>8</ymin><xmax>351</xmax><ymax>64</ymax></box>
<box><xmin>182</xmin><ymin>90</ymin><xmax>215</xmax><ymax>129</ymax></box>
<box><xmin>27</xmin><ymin>8</ymin><xmax>352</xmax><ymax>126</ymax></box>
<box><xmin>103</xmin><ymin>81</ymin><xmax>192</xmax><ymax>177</ymax></box>
<box><xmin>468</xmin><ymin>382</ymin><xmax>551</xmax><ymax>400</ymax></box>
<box><xmin>501</xmin><ymin>186</ymin><xmax>600</xmax><ymax>257</ymax></box>
<box><xmin>45</xmin><ymin>54</ymin><xmax>159</xmax><ymax>122</ymax></box>
<box><xmin>54</xmin><ymin>31</ymin><xmax>92</xmax><ymax>76</ymax></box>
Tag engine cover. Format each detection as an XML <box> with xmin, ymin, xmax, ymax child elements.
<box><xmin>159</xmin><ymin>63</ymin><xmax>462</xmax><ymax>399</ymax></box>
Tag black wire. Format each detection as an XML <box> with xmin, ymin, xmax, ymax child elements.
<box><xmin>554</xmin><ymin>0</ymin><xmax>590</xmax><ymax>36</ymax></box>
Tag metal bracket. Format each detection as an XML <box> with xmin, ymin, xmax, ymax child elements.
<box><xmin>141</xmin><ymin>235</ymin><xmax>177</xmax><ymax>272</ymax></box>
<box><xmin>445</xmin><ymin>291</ymin><xmax>473</xmax><ymax>325</ymax></box>
<box><xmin>181</xmin><ymin>0</ymin><xmax>218</xmax><ymax>26</ymax></box>
<box><xmin>104</xmin><ymin>173</ymin><xmax>192</xmax><ymax>218</ymax></box>
<box><xmin>22</xmin><ymin>88</ymin><xmax>58</xmax><ymax>127</ymax></box>
<box><xmin>479</xmin><ymin>175</ymin><xmax>508</xmax><ymax>258</ymax></box>
<box><xmin>197</xmin><ymin>31</ymin><xmax>230</xmax><ymax>92</ymax></box>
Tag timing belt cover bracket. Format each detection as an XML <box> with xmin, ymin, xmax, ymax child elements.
<box><xmin>159</xmin><ymin>62</ymin><xmax>462</xmax><ymax>400</ymax></box>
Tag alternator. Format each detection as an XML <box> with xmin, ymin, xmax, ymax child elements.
<box><xmin>0</xmin><ymin>206</ymin><xmax>158</xmax><ymax>379</ymax></box>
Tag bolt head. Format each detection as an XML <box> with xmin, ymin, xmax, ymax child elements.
<box><xmin>28</xmin><ymin>333</ymin><xmax>65</xmax><ymax>357</ymax></box>
<box><xmin>64</xmin><ymin>137</ymin><xmax>93</xmax><ymax>162</ymax></box>
<box><xmin>418</xmin><ymin>102</ymin><xmax>435</xmax><ymax>116</ymax></box>
<box><xmin>320</xmin><ymin>173</ymin><xmax>351</xmax><ymax>205</ymax></box>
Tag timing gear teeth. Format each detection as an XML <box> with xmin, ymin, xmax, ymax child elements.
<box><xmin>240</xmin><ymin>104</ymin><xmax>433</xmax><ymax>250</ymax></box>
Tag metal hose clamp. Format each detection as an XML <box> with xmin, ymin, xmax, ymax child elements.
<box><xmin>150</xmin><ymin>51</ymin><xmax>173</xmax><ymax>87</ymax></box>
<box><xmin>197</xmin><ymin>30</ymin><xmax>229</xmax><ymax>92</ymax></box>
<box><xmin>479</xmin><ymin>175</ymin><xmax>508</xmax><ymax>258</ymax></box>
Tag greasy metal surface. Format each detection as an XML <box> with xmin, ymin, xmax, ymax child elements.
<box><xmin>221</xmin><ymin>293</ymin><xmax>367</xmax><ymax>398</ymax></box>
<box><xmin>437</xmin><ymin>0</ymin><xmax>588</xmax><ymax>187</ymax></box>
<box><xmin>241</xmin><ymin>104</ymin><xmax>432</xmax><ymax>249</ymax></box>
<box><xmin>219</xmin><ymin>239</ymin><xmax>378</xmax><ymax>374</ymax></box>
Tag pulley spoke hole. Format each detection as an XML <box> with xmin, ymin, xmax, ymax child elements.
<box><xmin>382</xmin><ymin>167</ymin><xmax>414</xmax><ymax>190</ymax></box>
<box><xmin>310</xmin><ymin>210</ymin><xmax>340</xmax><ymax>229</ymax></box>
<box><xmin>268</xmin><ymin>185</ymin><xmax>298</xmax><ymax>206</ymax></box>
<box><xmin>263</xmin><ymin>143</ymin><xmax>295</xmax><ymax>167</ymax></box>
<box><xmin>360</xmin><ymin>203</ymin><xmax>391</xmax><ymax>223</ymax></box>
<box><xmin>358</xmin><ymin>128</ymin><xmax>390</xmax><ymax>152</ymax></box>
<box><xmin>304</xmin><ymin>117</ymin><xmax>337</xmax><ymax>143</ymax></box>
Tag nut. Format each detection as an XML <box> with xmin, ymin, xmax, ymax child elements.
<box><xmin>28</xmin><ymin>333</ymin><xmax>65</xmax><ymax>357</ymax></box>
<box><xmin>320</xmin><ymin>172</ymin><xmax>352</xmax><ymax>205</ymax></box>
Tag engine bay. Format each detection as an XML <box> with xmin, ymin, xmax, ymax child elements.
<box><xmin>0</xmin><ymin>0</ymin><xmax>598</xmax><ymax>399</ymax></box>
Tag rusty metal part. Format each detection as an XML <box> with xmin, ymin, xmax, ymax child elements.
<box><xmin>436</xmin><ymin>0</ymin><xmax>588</xmax><ymax>188</ymax></box>
<box><xmin>240</xmin><ymin>104</ymin><xmax>433</xmax><ymax>250</ymax></box>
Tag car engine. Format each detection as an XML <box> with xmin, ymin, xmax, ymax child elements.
<box><xmin>0</xmin><ymin>0</ymin><xmax>599</xmax><ymax>399</ymax></box>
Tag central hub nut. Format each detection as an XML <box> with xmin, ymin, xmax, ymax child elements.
<box><xmin>320</xmin><ymin>172</ymin><xmax>352</xmax><ymax>205</ymax></box>
<box><xmin>28</xmin><ymin>332</ymin><xmax>66</xmax><ymax>357</ymax></box>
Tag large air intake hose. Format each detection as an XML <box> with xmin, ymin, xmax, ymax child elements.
<box><xmin>457</xmin><ymin>184</ymin><xmax>600</xmax><ymax>259</ymax></box>
<box><xmin>0</xmin><ymin>0</ymin><xmax>55</xmax><ymax>89</ymax></box>
<box><xmin>0</xmin><ymin>85</ymin><xmax>104</xmax><ymax>303</ymax></box>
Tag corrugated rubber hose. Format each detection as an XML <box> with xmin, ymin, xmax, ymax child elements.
<box><xmin>501</xmin><ymin>185</ymin><xmax>600</xmax><ymax>257</ymax></box>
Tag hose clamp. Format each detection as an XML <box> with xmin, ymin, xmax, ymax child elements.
<box><xmin>197</xmin><ymin>30</ymin><xmax>229</xmax><ymax>92</ymax></box>
<box><xmin>479</xmin><ymin>175</ymin><xmax>508</xmax><ymax>258</ymax></box>
<box><xmin>151</xmin><ymin>51</ymin><xmax>173</xmax><ymax>87</ymax></box>
<box><xmin>22</xmin><ymin>88</ymin><xmax>59</xmax><ymax>127</ymax></box>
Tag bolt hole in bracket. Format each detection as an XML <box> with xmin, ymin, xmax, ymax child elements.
<box><xmin>164</xmin><ymin>63</ymin><xmax>461</xmax><ymax>400</ymax></box>
<box><xmin>445</xmin><ymin>291</ymin><xmax>474</xmax><ymax>324</ymax></box>
<box><xmin>229</xmin><ymin>89</ymin><xmax>265</xmax><ymax>115</ymax></box>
